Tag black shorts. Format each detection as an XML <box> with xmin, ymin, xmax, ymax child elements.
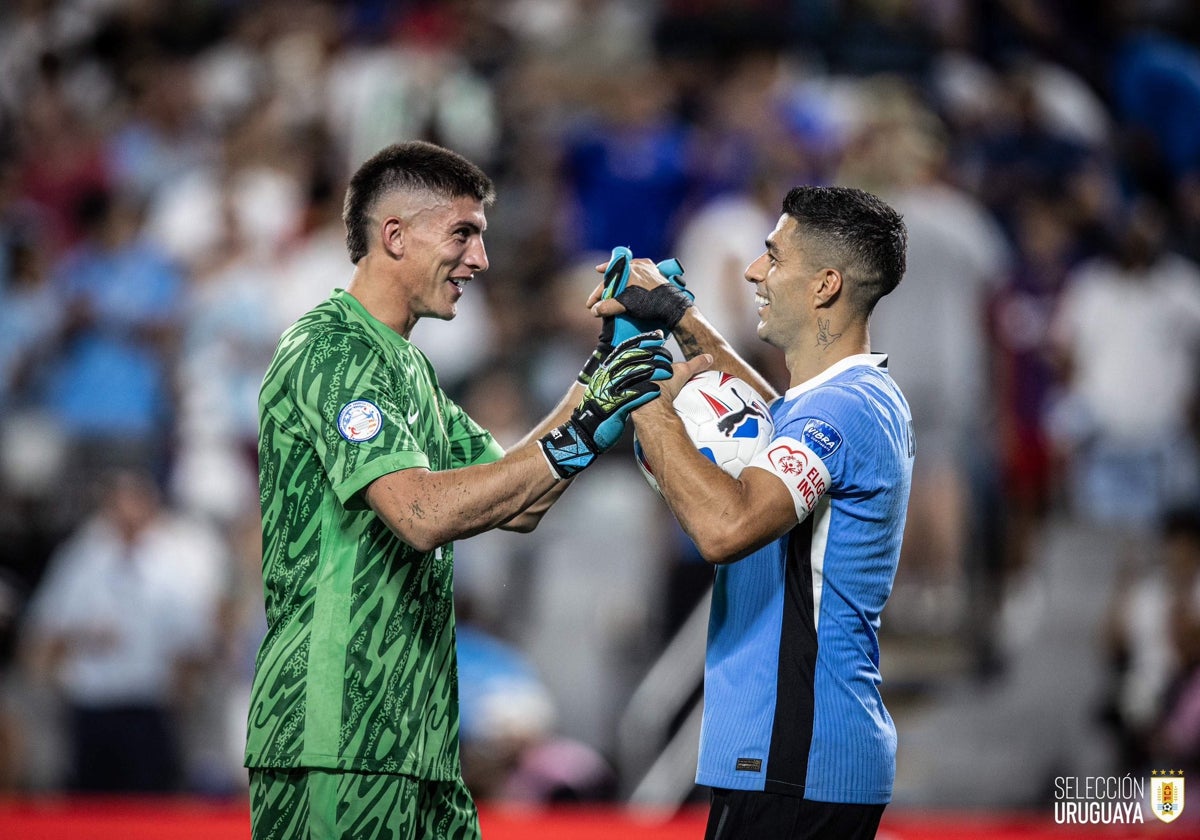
<box><xmin>705</xmin><ymin>787</ymin><xmax>886</xmax><ymax>840</ymax></box>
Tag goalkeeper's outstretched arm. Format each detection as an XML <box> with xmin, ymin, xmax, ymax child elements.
<box><xmin>366</xmin><ymin>333</ymin><xmax>694</xmax><ymax>549</ymax></box>
<box><xmin>493</xmin><ymin>379</ymin><xmax>584</xmax><ymax>533</ymax></box>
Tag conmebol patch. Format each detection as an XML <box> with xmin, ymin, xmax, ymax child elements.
<box><xmin>338</xmin><ymin>399</ymin><xmax>383</xmax><ymax>442</ymax></box>
<box><xmin>801</xmin><ymin>418</ymin><xmax>842</xmax><ymax>459</ymax></box>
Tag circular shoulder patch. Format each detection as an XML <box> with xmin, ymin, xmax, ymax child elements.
<box><xmin>337</xmin><ymin>399</ymin><xmax>384</xmax><ymax>442</ymax></box>
<box><xmin>801</xmin><ymin>418</ymin><xmax>842</xmax><ymax>459</ymax></box>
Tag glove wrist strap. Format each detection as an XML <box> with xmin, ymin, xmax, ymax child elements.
<box><xmin>625</xmin><ymin>285</ymin><xmax>694</xmax><ymax>331</ymax></box>
<box><xmin>577</xmin><ymin>344</ymin><xmax>609</xmax><ymax>386</ymax></box>
<box><xmin>539</xmin><ymin>420</ymin><xmax>596</xmax><ymax>480</ymax></box>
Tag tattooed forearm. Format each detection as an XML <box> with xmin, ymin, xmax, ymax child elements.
<box><xmin>408</xmin><ymin>500</ymin><xmax>426</xmax><ymax>520</ymax></box>
<box><xmin>816</xmin><ymin>317</ymin><xmax>842</xmax><ymax>350</ymax></box>
<box><xmin>675</xmin><ymin>328</ymin><xmax>705</xmax><ymax>359</ymax></box>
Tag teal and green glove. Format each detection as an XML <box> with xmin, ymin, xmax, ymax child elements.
<box><xmin>545</xmin><ymin>331</ymin><xmax>674</xmax><ymax>479</ymax></box>
<box><xmin>601</xmin><ymin>245</ymin><xmax>694</xmax><ymax>347</ymax></box>
<box><xmin>578</xmin><ymin>246</ymin><xmax>694</xmax><ymax>386</ymax></box>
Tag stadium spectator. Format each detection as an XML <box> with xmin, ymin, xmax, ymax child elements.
<box><xmin>456</xmin><ymin>613</ymin><xmax>616</xmax><ymax>805</ymax></box>
<box><xmin>18</xmin><ymin>468</ymin><xmax>226</xmax><ymax>793</ymax></box>
<box><xmin>104</xmin><ymin>55</ymin><xmax>213</xmax><ymax>204</ymax></box>
<box><xmin>270</xmin><ymin>155</ymin><xmax>354</xmax><ymax>332</ymax></box>
<box><xmin>193</xmin><ymin>507</ymin><xmax>267</xmax><ymax>797</ymax></box>
<box><xmin>838</xmin><ymin>79</ymin><xmax>1011</xmax><ymax>647</ymax></box>
<box><xmin>558</xmin><ymin>60</ymin><xmax>699</xmax><ymax>261</ymax></box>
<box><xmin>0</xmin><ymin>216</ymin><xmax>66</xmax><ymax>593</ymax></box>
<box><xmin>1049</xmin><ymin>194</ymin><xmax>1200</xmax><ymax>764</ymax></box>
<box><xmin>604</xmin><ymin>185</ymin><xmax>912</xmax><ymax>839</ymax></box>
<box><xmin>964</xmin><ymin>58</ymin><xmax>1108</xmax><ymax>240</ymax></box>
<box><xmin>323</xmin><ymin>3</ymin><xmax>501</xmax><ymax>175</ymax></box>
<box><xmin>1049</xmin><ymin>195</ymin><xmax>1200</xmax><ymax>534</ymax></box>
<box><xmin>244</xmin><ymin>140</ymin><xmax>684</xmax><ymax>838</ymax></box>
<box><xmin>23</xmin><ymin>186</ymin><xmax>184</xmax><ymax>527</ymax></box>
<box><xmin>11</xmin><ymin>55</ymin><xmax>111</xmax><ymax>254</ymax></box>
<box><xmin>145</xmin><ymin>103</ymin><xmax>307</xmax><ymax>276</ymax></box>
<box><xmin>1155</xmin><ymin>510</ymin><xmax>1200</xmax><ymax>777</ymax></box>
<box><xmin>170</xmin><ymin>181</ymin><xmax>286</xmax><ymax>525</ymax></box>
<box><xmin>0</xmin><ymin>220</ymin><xmax>59</xmax><ymax>419</ymax></box>
<box><xmin>672</xmin><ymin>167</ymin><xmax>793</xmax><ymax>378</ymax></box>
<box><xmin>985</xmin><ymin>192</ymin><xmax>1082</xmax><ymax>664</ymax></box>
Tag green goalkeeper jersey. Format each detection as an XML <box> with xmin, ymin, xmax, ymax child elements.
<box><xmin>245</xmin><ymin>289</ymin><xmax>504</xmax><ymax>778</ymax></box>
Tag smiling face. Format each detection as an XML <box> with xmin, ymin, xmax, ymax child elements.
<box><xmin>744</xmin><ymin>213</ymin><xmax>816</xmax><ymax>353</ymax></box>
<box><xmin>393</xmin><ymin>193</ymin><xmax>489</xmax><ymax>324</ymax></box>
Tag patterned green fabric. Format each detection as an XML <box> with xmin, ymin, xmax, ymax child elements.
<box><xmin>249</xmin><ymin>767</ymin><xmax>481</xmax><ymax>840</ymax></box>
<box><xmin>246</xmin><ymin>289</ymin><xmax>504</xmax><ymax>779</ymax></box>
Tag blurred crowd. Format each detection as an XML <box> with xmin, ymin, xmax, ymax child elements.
<box><xmin>1</xmin><ymin>0</ymin><xmax>1200</xmax><ymax>806</ymax></box>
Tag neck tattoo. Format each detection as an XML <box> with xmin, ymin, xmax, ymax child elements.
<box><xmin>816</xmin><ymin>317</ymin><xmax>842</xmax><ymax>350</ymax></box>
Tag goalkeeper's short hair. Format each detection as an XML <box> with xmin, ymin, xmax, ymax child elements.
<box><xmin>343</xmin><ymin>141</ymin><xmax>495</xmax><ymax>264</ymax></box>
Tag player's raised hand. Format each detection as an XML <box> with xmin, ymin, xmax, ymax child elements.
<box><xmin>586</xmin><ymin>247</ymin><xmax>694</xmax><ymax>346</ymax></box>
<box><xmin>541</xmin><ymin>331</ymin><xmax>674</xmax><ymax>479</ymax></box>
<box><xmin>583</xmin><ymin>244</ymin><xmax>696</xmax><ymax>350</ymax></box>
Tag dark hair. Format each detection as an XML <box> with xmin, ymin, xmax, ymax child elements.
<box><xmin>781</xmin><ymin>185</ymin><xmax>907</xmax><ymax>316</ymax></box>
<box><xmin>342</xmin><ymin>141</ymin><xmax>496</xmax><ymax>264</ymax></box>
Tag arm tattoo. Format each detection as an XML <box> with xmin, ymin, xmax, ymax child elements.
<box><xmin>675</xmin><ymin>328</ymin><xmax>704</xmax><ymax>359</ymax></box>
<box><xmin>409</xmin><ymin>500</ymin><xmax>426</xmax><ymax>520</ymax></box>
<box><xmin>815</xmin><ymin>317</ymin><xmax>842</xmax><ymax>350</ymax></box>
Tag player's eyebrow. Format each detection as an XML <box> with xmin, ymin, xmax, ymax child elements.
<box><xmin>450</xmin><ymin>219</ymin><xmax>486</xmax><ymax>238</ymax></box>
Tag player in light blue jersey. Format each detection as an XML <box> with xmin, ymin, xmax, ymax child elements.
<box><xmin>592</xmin><ymin>185</ymin><xmax>912</xmax><ymax>839</ymax></box>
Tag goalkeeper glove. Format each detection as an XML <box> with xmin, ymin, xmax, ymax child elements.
<box><xmin>544</xmin><ymin>331</ymin><xmax>674</xmax><ymax>479</ymax></box>
<box><xmin>601</xmin><ymin>246</ymin><xmax>694</xmax><ymax>348</ymax></box>
<box><xmin>579</xmin><ymin>247</ymin><xmax>692</xmax><ymax>384</ymax></box>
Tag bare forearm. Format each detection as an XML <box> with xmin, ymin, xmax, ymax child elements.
<box><xmin>493</xmin><ymin>381</ymin><xmax>585</xmax><ymax>530</ymax></box>
<box><xmin>367</xmin><ymin>442</ymin><xmax>560</xmax><ymax>551</ymax></box>
<box><xmin>498</xmin><ymin>480</ymin><xmax>569</xmax><ymax>532</ymax></box>
<box><xmin>673</xmin><ymin>309</ymin><xmax>778</xmax><ymax>401</ymax></box>
<box><xmin>631</xmin><ymin>400</ymin><xmax>757</xmax><ymax>564</ymax></box>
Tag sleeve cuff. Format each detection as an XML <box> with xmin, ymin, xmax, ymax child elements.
<box><xmin>334</xmin><ymin>451</ymin><xmax>431</xmax><ymax>509</ymax></box>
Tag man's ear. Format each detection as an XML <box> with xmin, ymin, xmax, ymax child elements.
<box><xmin>814</xmin><ymin>268</ymin><xmax>842</xmax><ymax>306</ymax></box>
<box><xmin>381</xmin><ymin>216</ymin><xmax>405</xmax><ymax>259</ymax></box>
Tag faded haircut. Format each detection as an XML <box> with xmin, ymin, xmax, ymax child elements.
<box><xmin>781</xmin><ymin>185</ymin><xmax>907</xmax><ymax>317</ymax></box>
<box><xmin>343</xmin><ymin>141</ymin><xmax>495</xmax><ymax>263</ymax></box>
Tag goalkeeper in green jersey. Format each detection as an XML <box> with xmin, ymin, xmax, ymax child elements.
<box><xmin>245</xmin><ymin>140</ymin><xmax>709</xmax><ymax>840</ymax></box>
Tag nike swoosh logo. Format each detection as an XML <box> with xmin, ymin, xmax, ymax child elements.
<box><xmin>407</xmin><ymin>409</ymin><xmax>419</xmax><ymax>425</ymax></box>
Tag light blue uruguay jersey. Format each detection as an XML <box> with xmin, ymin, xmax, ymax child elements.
<box><xmin>696</xmin><ymin>353</ymin><xmax>914</xmax><ymax>804</ymax></box>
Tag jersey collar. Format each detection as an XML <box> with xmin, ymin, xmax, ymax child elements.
<box><xmin>783</xmin><ymin>352</ymin><xmax>889</xmax><ymax>400</ymax></box>
<box><xmin>335</xmin><ymin>288</ymin><xmax>412</xmax><ymax>350</ymax></box>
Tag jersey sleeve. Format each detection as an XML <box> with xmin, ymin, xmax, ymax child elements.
<box><xmin>442</xmin><ymin>395</ymin><xmax>505</xmax><ymax>468</ymax></box>
<box><xmin>747</xmin><ymin>389</ymin><xmax>856</xmax><ymax>522</ymax></box>
<box><xmin>285</xmin><ymin>328</ymin><xmax>434</xmax><ymax>509</ymax></box>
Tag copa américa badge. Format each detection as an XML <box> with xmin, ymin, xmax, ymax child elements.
<box><xmin>337</xmin><ymin>399</ymin><xmax>383</xmax><ymax>443</ymax></box>
<box><xmin>1151</xmin><ymin>769</ymin><xmax>1185</xmax><ymax>824</ymax></box>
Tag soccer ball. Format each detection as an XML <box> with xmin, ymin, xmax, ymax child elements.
<box><xmin>633</xmin><ymin>369</ymin><xmax>775</xmax><ymax>496</ymax></box>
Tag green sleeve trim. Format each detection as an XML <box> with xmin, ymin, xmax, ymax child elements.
<box><xmin>468</xmin><ymin>438</ymin><xmax>506</xmax><ymax>467</ymax></box>
<box><xmin>333</xmin><ymin>451</ymin><xmax>431</xmax><ymax>509</ymax></box>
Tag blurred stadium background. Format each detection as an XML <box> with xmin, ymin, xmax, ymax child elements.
<box><xmin>1</xmin><ymin>0</ymin><xmax>1199</xmax><ymax>836</ymax></box>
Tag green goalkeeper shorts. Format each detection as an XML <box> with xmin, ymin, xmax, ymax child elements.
<box><xmin>248</xmin><ymin>767</ymin><xmax>480</xmax><ymax>840</ymax></box>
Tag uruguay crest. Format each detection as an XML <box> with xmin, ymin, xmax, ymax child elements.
<box><xmin>1151</xmin><ymin>770</ymin><xmax>1184</xmax><ymax>823</ymax></box>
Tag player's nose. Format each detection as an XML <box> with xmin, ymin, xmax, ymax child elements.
<box><xmin>466</xmin><ymin>237</ymin><xmax>489</xmax><ymax>273</ymax></box>
<box><xmin>744</xmin><ymin>252</ymin><xmax>768</xmax><ymax>284</ymax></box>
